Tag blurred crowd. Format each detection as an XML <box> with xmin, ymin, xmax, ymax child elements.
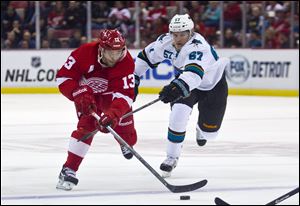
<box><xmin>1</xmin><ymin>1</ymin><xmax>299</xmax><ymax>49</ymax></box>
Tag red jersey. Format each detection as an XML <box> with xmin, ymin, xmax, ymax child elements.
<box><xmin>56</xmin><ymin>41</ymin><xmax>135</xmax><ymax>116</ymax></box>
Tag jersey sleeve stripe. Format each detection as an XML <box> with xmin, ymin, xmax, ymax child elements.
<box><xmin>210</xmin><ymin>45</ymin><xmax>219</xmax><ymax>61</ymax></box>
<box><xmin>56</xmin><ymin>77</ymin><xmax>73</xmax><ymax>86</ymax></box>
<box><xmin>184</xmin><ymin>63</ymin><xmax>204</xmax><ymax>78</ymax></box>
<box><xmin>137</xmin><ymin>49</ymin><xmax>160</xmax><ymax>68</ymax></box>
<box><xmin>112</xmin><ymin>92</ymin><xmax>133</xmax><ymax>107</ymax></box>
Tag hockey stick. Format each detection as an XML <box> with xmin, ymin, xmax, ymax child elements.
<box><xmin>214</xmin><ymin>187</ymin><xmax>299</xmax><ymax>205</ymax></box>
<box><xmin>78</xmin><ymin>96</ymin><xmax>182</xmax><ymax>142</ymax></box>
<box><xmin>266</xmin><ymin>187</ymin><xmax>299</xmax><ymax>205</ymax></box>
<box><xmin>90</xmin><ymin>111</ymin><xmax>208</xmax><ymax>193</ymax></box>
<box><xmin>77</xmin><ymin>97</ymin><xmax>162</xmax><ymax>142</ymax></box>
<box><xmin>121</xmin><ymin>96</ymin><xmax>163</xmax><ymax>120</ymax></box>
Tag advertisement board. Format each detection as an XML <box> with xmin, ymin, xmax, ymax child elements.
<box><xmin>1</xmin><ymin>49</ymin><xmax>299</xmax><ymax>96</ymax></box>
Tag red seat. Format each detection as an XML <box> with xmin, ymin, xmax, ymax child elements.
<box><xmin>205</xmin><ymin>27</ymin><xmax>217</xmax><ymax>36</ymax></box>
<box><xmin>52</xmin><ymin>29</ymin><xmax>73</xmax><ymax>38</ymax></box>
<box><xmin>92</xmin><ymin>30</ymin><xmax>100</xmax><ymax>38</ymax></box>
<box><xmin>10</xmin><ymin>1</ymin><xmax>28</xmax><ymax>9</ymax></box>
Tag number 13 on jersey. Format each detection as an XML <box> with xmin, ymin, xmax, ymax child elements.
<box><xmin>122</xmin><ymin>74</ymin><xmax>135</xmax><ymax>89</ymax></box>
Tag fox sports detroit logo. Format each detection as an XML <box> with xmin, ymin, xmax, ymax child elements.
<box><xmin>226</xmin><ymin>55</ymin><xmax>250</xmax><ymax>84</ymax></box>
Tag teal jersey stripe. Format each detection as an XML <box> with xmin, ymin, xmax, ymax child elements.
<box><xmin>168</xmin><ymin>131</ymin><xmax>185</xmax><ymax>143</ymax></box>
<box><xmin>184</xmin><ymin>64</ymin><xmax>204</xmax><ymax>78</ymax></box>
<box><xmin>137</xmin><ymin>50</ymin><xmax>160</xmax><ymax>68</ymax></box>
<box><xmin>210</xmin><ymin>45</ymin><xmax>219</xmax><ymax>61</ymax></box>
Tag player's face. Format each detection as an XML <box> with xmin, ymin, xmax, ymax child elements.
<box><xmin>171</xmin><ymin>31</ymin><xmax>190</xmax><ymax>51</ymax></box>
<box><xmin>102</xmin><ymin>48</ymin><xmax>124</xmax><ymax>67</ymax></box>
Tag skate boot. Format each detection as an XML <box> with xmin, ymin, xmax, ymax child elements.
<box><xmin>56</xmin><ymin>166</ymin><xmax>78</xmax><ymax>191</ymax></box>
<box><xmin>120</xmin><ymin>145</ymin><xmax>133</xmax><ymax>160</ymax></box>
<box><xmin>196</xmin><ymin>138</ymin><xmax>207</xmax><ymax>146</ymax></box>
<box><xmin>196</xmin><ymin>126</ymin><xmax>207</xmax><ymax>146</ymax></box>
<box><xmin>160</xmin><ymin>156</ymin><xmax>178</xmax><ymax>178</ymax></box>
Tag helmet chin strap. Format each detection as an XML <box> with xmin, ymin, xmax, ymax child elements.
<box><xmin>97</xmin><ymin>47</ymin><xmax>103</xmax><ymax>64</ymax></box>
<box><xmin>97</xmin><ymin>48</ymin><xmax>113</xmax><ymax>67</ymax></box>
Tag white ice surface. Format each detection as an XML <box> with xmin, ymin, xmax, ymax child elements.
<box><xmin>1</xmin><ymin>94</ymin><xmax>299</xmax><ymax>205</ymax></box>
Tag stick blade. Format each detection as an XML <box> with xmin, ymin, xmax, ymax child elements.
<box><xmin>167</xmin><ymin>179</ymin><xmax>208</xmax><ymax>193</ymax></box>
<box><xmin>215</xmin><ymin>197</ymin><xmax>230</xmax><ymax>205</ymax></box>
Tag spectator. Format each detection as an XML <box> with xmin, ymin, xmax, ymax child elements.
<box><xmin>41</xmin><ymin>38</ymin><xmax>50</xmax><ymax>49</ymax></box>
<box><xmin>5</xmin><ymin>31</ymin><xmax>19</xmax><ymax>48</ymax></box>
<box><xmin>186</xmin><ymin>1</ymin><xmax>205</xmax><ymax>19</ymax></box>
<box><xmin>224</xmin><ymin>1</ymin><xmax>242</xmax><ymax>31</ymax></box>
<box><xmin>2</xmin><ymin>5</ymin><xmax>21</xmax><ymax>36</ymax></box>
<box><xmin>19</xmin><ymin>40</ymin><xmax>29</xmax><ymax>49</ymax></box>
<box><xmin>63</xmin><ymin>1</ymin><xmax>86</xmax><ymax>32</ymax></box>
<box><xmin>108</xmin><ymin>1</ymin><xmax>132</xmax><ymax>37</ymax></box>
<box><xmin>91</xmin><ymin>1</ymin><xmax>110</xmax><ymax>29</ymax></box>
<box><xmin>247</xmin><ymin>5</ymin><xmax>262</xmax><ymax>33</ymax></box>
<box><xmin>107</xmin><ymin>14</ymin><xmax>122</xmax><ymax>31</ymax></box>
<box><xmin>276</xmin><ymin>32</ymin><xmax>289</xmax><ymax>48</ymax></box>
<box><xmin>143</xmin><ymin>1</ymin><xmax>168</xmax><ymax>42</ymax></box>
<box><xmin>265</xmin><ymin>27</ymin><xmax>278</xmax><ymax>48</ymax></box>
<box><xmin>61</xmin><ymin>39</ymin><xmax>69</xmax><ymax>48</ymax></box>
<box><xmin>80</xmin><ymin>36</ymin><xmax>87</xmax><ymax>45</ymax></box>
<box><xmin>47</xmin><ymin>28</ymin><xmax>61</xmax><ymax>48</ymax></box>
<box><xmin>140</xmin><ymin>1</ymin><xmax>149</xmax><ymax>23</ymax></box>
<box><xmin>23</xmin><ymin>1</ymin><xmax>35</xmax><ymax>32</ymax></box>
<box><xmin>150</xmin><ymin>16</ymin><xmax>169</xmax><ymax>40</ymax></box>
<box><xmin>11</xmin><ymin>20</ymin><xmax>23</xmax><ymax>44</ymax></box>
<box><xmin>248</xmin><ymin>30</ymin><xmax>262</xmax><ymax>48</ymax></box>
<box><xmin>272</xmin><ymin>9</ymin><xmax>290</xmax><ymax>36</ymax></box>
<box><xmin>147</xmin><ymin>1</ymin><xmax>167</xmax><ymax>22</ymax></box>
<box><xmin>137</xmin><ymin>2</ymin><xmax>153</xmax><ymax>44</ymax></box>
<box><xmin>19</xmin><ymin>30</ymin><xmax>35</xmax><ymax>48</ymax></box>
<box><xmin>3</xmin><ymin>39</ymin><xmax>12</xmax><ymax>49</ymax></box>
<box><xmin>224</xmin><ymin>28</ymin><xmax>241</xmax><ymax>48</ymax></box>
<box><xmin>172</xmin><ymin>1</ymin><xmax>189</xmax><ymax>16</ymax></box>
<box><xmin>202</xmin><ymin>1</ymin><xmax>221</xmax><ymax>28</ymax></box>
<box><xmin>192</xmin><ymin>12</ymin><xmax>206</xmax><ymax>35</ymax></box>
<box><xmin>136</xmin><ymin>1</ymin><xmax>149</xmax><ymax>32</ymax></box>
<box><xmin>266</xmin><ymin>1</ymin><xmax>284</xmax><ymax>12</ymax></box>
<box><xmin>47</xmin><ymin>1</ymin><xmax>65</xmax><ymax>29</ymax></box>
<box><xmin>69</xmin><ymin>29</ymin><xmax>82</xmax><ymax>48</ymax></box>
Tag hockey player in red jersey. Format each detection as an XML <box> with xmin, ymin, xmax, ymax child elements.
<box><xmin>55</xmin><ymin>29</ymin><xmax>137</xmax><ymax>191</ymax></box>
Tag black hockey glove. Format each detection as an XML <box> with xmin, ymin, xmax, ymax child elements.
<box><xmin>159</xmin><ymin>79</ymin><xmax>190</xmax><ymax>104</ymax></box>
<box><xmin>133</xmin><ymin>74</ymin><xmax>140</xmax><ymax>102</ymax></box>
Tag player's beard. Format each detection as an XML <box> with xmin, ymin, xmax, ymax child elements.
<box><xmin>98</xmin><ymin>48</ymin><xmax>126</xmax><ymax>67</ymax></box>
<box><xmin>103</xmin><ymin>58</ymin><xmax>117</xmax><ymax>67</ymax></box>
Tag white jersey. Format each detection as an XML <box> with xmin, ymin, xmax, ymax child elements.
<box><xmin>135</xmin><ymin>32</ymin><xmax>229</xmax><ymax>91</ymax></box>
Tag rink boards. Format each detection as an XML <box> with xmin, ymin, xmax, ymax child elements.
<box><xmin>1</xmin><ymin>49</ymin><xmax>299</xmax><ymax>96</ymax></box>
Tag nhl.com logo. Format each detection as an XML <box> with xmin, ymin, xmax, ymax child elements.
<box><xmin>226</xmin><ymin>55</ymin><xmax>250</xmax><ymax>84</ymax></box>
<box><xmin>31</xmin><ymin>56</ymin><xmax>41</xmax><ymax>68</ymax></box>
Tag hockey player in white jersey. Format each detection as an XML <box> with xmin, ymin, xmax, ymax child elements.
<box><xmin>134</xmin><ymin>14</ymin><xmax>229</xmax><ymax>177</ymax></box>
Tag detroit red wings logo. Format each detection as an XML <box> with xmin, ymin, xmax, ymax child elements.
<box><xmin>80</xmin><ymin>77</ymin><xmax>108</xmax><ymax>93</ymax></box>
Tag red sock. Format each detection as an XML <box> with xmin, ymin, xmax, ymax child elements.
<box><xmin>63</xmin><ymin>151</ymin><xmax>83</xmax><ymax>172</ymax></box>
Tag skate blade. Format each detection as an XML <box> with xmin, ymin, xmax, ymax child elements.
<box><xmin>161</xmin><ymin>171</ymin><xmax>172</xmax><ymax>178</ymax></box>
<box><xmin>56</xmin><ymin>180</ymin><xmax>75</xmax><ymax>191</ymax></box>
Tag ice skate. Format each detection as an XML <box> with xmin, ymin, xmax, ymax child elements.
<box><xmin>56</xmin><ymin>166</ymin><xmax>78</xmax><ymax>191</ymax></box>
<box><xmin>120</xmin><ymin>145</ymin><xmax>133</xmax><ymax>160</ymax></box>
<box><xmin>196</xmin><ymin>137</ymin><xmax>207</xmax><ymax>146</ymax></box>
<box><xmin>196</xmin><ymin>125</ymin><xmax>207</xmax><ymax>146</ymax></box>
<box><xmin>160</xmin><ymin>156</ymin><xmax>178</xmax><ymax>178</ymax></box>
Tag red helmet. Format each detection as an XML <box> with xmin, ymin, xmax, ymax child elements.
<box><xmin>98</xmin><ymin>29</ymin><xmax>125</xmax><ymax>50</ymax></box>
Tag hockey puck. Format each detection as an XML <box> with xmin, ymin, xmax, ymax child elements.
<box><xmin>180</xmin><ymin>195</ymin><xmax>190</xmax><ymax>200</ymax></box>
